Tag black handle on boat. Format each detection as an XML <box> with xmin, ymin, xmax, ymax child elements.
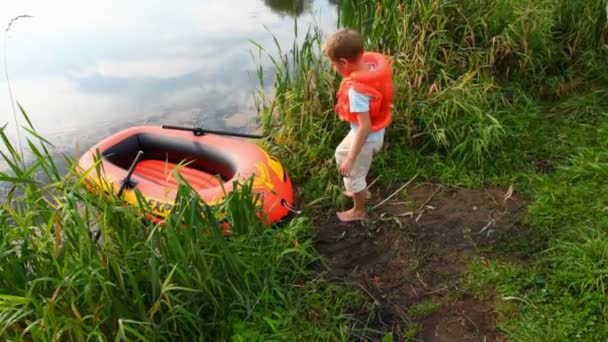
<box><xmin>94</xmin><ymin>150</ymin><xmax>144</xmax><ymax>243</ymax></box>
<box><xmin>117</xmin><ymin>150</ymin><xmax>144</xmax><ymax>198</ymax></box>
<box><xmin>161</xmin><ymin>124</ymin><xmax>264</xmax><ymax>139</ymax></box>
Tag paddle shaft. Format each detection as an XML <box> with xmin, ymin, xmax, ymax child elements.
<box><xmin>161</xmin><ymin>124</ymin><xmax>264</xmax><ymax>139</ymax></box>
<box><xmin>94</xmin><ymin>150</ymin><xmax>143</xmax><ymax>243</ymax></box>
<box><xmin>117</xmin><ymin>150</ymin><xmax>144</xmax><ymax>198</ymax></box>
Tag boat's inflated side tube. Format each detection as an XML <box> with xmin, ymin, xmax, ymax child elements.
<box><xmin>77</xmin><ymin>126</ymin><xmax>294</xmax><ymax>226</ymax></box>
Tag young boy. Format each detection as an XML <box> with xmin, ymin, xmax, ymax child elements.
<box><xmin>323</xmin><ymin>29</ymin><xmax>393</xmax><ymax>222</ymax></box>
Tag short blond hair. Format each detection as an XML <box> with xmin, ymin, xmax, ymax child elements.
<box><xmin>323</xmin><ymin>29</ymin><xmax>364</xmax><ymax>62</ymax></box>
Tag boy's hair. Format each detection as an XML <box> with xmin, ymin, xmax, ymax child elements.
<box><xmin>323</xmin><ymin>29</ymin><xmax>364</xmax><ymax>62</ymax></box>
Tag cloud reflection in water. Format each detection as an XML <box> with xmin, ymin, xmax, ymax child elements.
<box><xmin>0</xmin><ymin>0</ymin><xmax>337</xmax><ymax>165</ymax></box>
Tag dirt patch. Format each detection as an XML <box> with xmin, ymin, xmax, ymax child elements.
<box><xmin>313</xmin><ymin>183</ymin><xmax>526</xmax><ymax>341</ymax></box>
<box><xmin>418</xmin><ymin>295</ymin><xmax>497</xmax><ymax>341</ymax></box>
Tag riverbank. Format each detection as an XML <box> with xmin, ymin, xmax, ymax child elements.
<box><xmin>256</xmin><ymin>0</ymin><xmax>608</xmax><ymax>339</ymax></box>
<box><xmin>2</xmin><ymin>0</ymin><xmax>608</xmax><ymax>340</ymax></box>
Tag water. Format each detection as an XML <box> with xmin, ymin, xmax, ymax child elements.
<box><xmin>0</xmin><ymin>0</ymin><xmax>337</xmax><ymax>170</ymax></box>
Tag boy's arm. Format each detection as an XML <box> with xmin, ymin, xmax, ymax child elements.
<box><xmin>347</xmin><ymin>111</ymin><xmax>371</xmax><ymax>161</ymax></box>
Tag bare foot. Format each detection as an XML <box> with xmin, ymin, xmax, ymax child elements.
<box><xmin>336</xmin><ymin>209</ymin><xmax>366</xmax><ymax>222</ymax></box>
<box><xmin>344</xmin><ymin>189</ymin><xmax>371</xmax><ymax>199</ymax></box>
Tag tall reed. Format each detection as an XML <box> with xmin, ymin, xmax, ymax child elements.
<box><xmin>0</xmin><ymin>108</ymin><xmax>370</xmax><ymax>341</ymax></box>
<box><xmin>254</xmin><ymin>0</ymin><xmax>607</xmax><ymax>198</ymax></box>
<box><xmin>339</xmin><ymin>0</ymin><xmax>607</xmax><ymax>162</ymax></box>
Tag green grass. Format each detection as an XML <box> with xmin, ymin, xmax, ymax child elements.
<box><xmin>0</xmin><ymin>108</ymin><xmax>386</xmax><ymax>340</ymax></box>
<box><xmin>252</xmin><ymin>0</ymin><xmax>608</xmax><ymax>339</ymax></box>
<box><xmin>460</xmin><ymin>92</ymin><xmax>608</xmax><ymax>340</ymax></box>
<box><xmin>255</xmin><ymin>0</ymin><xmax>607</xmax><ymax>187</ymax></box>
<box><xmin>478</xmin><ymin>117</ymin><xmax>608</xmax><ymax>340</ymax></box>
<box><xmin>3</xmin><ymin>0</ymin><xmax>608</xmax><ymax>339</ymax></box>
<box><xmin>465</xmin><ymin>110</ymin><xmax>608</xmax><ymax>340</ymax></box>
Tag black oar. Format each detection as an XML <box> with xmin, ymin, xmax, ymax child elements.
<box><xmin>161</xmin><ymin>124</ymin><xmax>264</xmax><ymax>139</ymax></box>
<box><xmin>94</xmin><ymin>150</ymin><xmax>144</xmax><ymax>242</ymax></box>
<box><xmin>117</xmin><ymin>150</ymin><xmax>144</xmax><ymax>197</ymax></box>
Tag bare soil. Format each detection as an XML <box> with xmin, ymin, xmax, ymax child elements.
<box><xmin>312</xmin><ymin>183</ymin><xmax>527</xmax><ymax>341</ymax></box>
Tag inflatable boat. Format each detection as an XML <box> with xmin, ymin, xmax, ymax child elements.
<box><xmin>77</xmin><ymin>125</ymin><xmax>295</xmax><ymax>226</ymax></box>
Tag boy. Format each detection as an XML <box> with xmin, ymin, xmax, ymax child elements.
<box><xmin>323</xmin><ymin>29</ymin><xmax>393</xmax><ymax>222</ymax></box>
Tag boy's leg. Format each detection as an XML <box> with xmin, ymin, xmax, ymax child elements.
<box><xmin>338</xmin><ymin>188</ymin><xmax>367</xmax><ymax>221</ymax></box>
<box><xmin>344</xmin><ymin>189</ymin><xmax>372</xmax><ymax>199</ymax></box>
<box><xmin>336</xmin><ymin>133</ymin><xmax>371</xmax><ymax>199</ymax></box>
<box><xmin>337</xmin><ymin>140</ymin><xmax>383</xmax><ymax>222</ymax></box>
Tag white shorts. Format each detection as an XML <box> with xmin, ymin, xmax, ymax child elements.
<box><xmin>334</xmin><ymin>131</ymin><xmax>383</xmax><ymax>193</ymax></box>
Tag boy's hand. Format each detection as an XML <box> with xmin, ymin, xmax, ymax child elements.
<box><xmin>338</xmin><ymin>157</ymin><xmax>354</xmax><ymax>177</ymax></box>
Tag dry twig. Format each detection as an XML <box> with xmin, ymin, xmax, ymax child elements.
<box><xmin>372</xmin><ymin>173</ymin><xmax>419</xmax><ymax>210</ymax></box>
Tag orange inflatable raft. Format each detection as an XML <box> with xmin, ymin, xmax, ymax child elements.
<box><xmin>77</xmin><ymin>125</ymin><xmax>295</xmax><ymax>225</ymax></box>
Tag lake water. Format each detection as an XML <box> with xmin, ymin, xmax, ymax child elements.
<box><xmin>0</xmin><ymin>0</ymin><xmax>337</xmax><ymax>170</ymax></box>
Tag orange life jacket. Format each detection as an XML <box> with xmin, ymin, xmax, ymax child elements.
<box><xmin>335</xmin><ymin>51</ymin><xmax>393</xmax><ymax>132</ymax></box>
